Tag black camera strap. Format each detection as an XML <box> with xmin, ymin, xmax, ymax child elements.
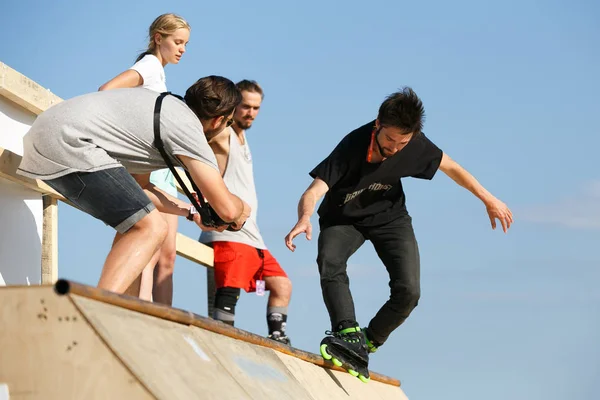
<box><xmin>152</xmin><ymin>91</ymin><xmax>212</xmax><ymax>219</ymax></box>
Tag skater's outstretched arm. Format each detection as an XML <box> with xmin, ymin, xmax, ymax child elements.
<box><xmin>439</xmin><ymin>153</ymin><xmax>513</xmax><ymax>233</ymax></box>
<box><xmin>284</xmin><ymin>178</ymin><xmax>329</xmax><ymax>251</ymax></box>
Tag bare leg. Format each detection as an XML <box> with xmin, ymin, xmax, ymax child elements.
<box><xmin>113</xmin><ymin>231</ymin><xmax>145</xmax><ymax>297</ymax></box>
<box><xmin>124</xmin><ymin>275</ymin><xmax>141</xmax><ymax>297</ymax></box>
<box><xmin>152</xmin><ymin>213</ymin><xmax>178</xmax><ymax>305</ymax></box>
<box><xmin>115</xmin><ymin>232</ymin><xmax>160</xmax><ymax>300</ymax></box>
<box><xmin>138</xmin><ymin>249</ymin><xmax>160</xmax><ymax>301</ymax></box>
<box><xmin>265</xmin><ymin>276</ymin><xmax>292</xmax><ymax>307</ymax></box>
<box><xmin>97</xmin><ymin>209</ymin><xmax>167</xmax><ymax>293</ymax></box>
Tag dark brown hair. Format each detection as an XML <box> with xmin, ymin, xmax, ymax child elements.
<box><xmin>184</xmin><ymin>76</ymin><xmax>242</xmax><ymax>119</ymax></box>
<box><xmin>236</xmin><ymin>79</ymin><xmax>264</xmax><ymax>99</ymax></box>
<box><xmin>378</xmin><ymin>87</ymin><xmax>425</xmax><ymax>135</ymax></box>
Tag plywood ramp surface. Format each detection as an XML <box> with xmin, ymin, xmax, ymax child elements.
<box><xmin>274</xmin><ymin>351</ymin><xmax>409</xmax><ymax>400</ymax></box>
<box><xmin>188</xmin><ymin>327</ymin><xmax>313</xmax><ymax>399</ymax></box>
<box><xmin>1</xmin><ymin>285</ymin><xmax>409</xmax><ymax>400</ymax></box>
<box><xmin>0</xmin><ymin>286</ymin><xmax>153</xmax><ymax>400</ymax></box>
<box><xmin>71</xmin><ymin>295</ymin><xmax>252</xmax><ymax>400</ymax></box>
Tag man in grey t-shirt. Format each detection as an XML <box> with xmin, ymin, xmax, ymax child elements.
<box><xmin>18</xmin><ymin>75</ymin><xmax>251</xmax><ymax>296</ymax></box>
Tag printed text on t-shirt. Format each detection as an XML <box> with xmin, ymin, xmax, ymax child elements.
<box><xmin>343</xmin><ymin>182</ymin><xmax>393</xmax><ymax>204</ymax></box>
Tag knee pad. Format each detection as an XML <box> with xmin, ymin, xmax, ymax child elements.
<box><xmin>214</xmin><ymin>287</ymin><xmax>241</xmax><ymax>315</ymax></box>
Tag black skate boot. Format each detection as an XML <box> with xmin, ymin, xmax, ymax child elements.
<box><xmin>319</xmin><ymin>322</ymin><xmax>370</xmax><ymax>383</ymax></box>
<box><xmin>362</xmin><ymin>327</ymin><xmax>380</xmax><ymax>354</ymax></box>
<box><xmin>268</xmin><ymin>332</ymin><xmax>291</xmax><ymax>346</ymax></box>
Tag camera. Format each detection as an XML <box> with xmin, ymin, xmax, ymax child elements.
<box><xmin>194</xmin><ymin>194</ymin><xmax>243</xmax><ymax>232</ymax></box>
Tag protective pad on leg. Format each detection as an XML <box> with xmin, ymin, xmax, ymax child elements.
<box><xmin>213</xmin><ymin>287</ymin><xmax>240</xmax><ymax>325</ymax></box>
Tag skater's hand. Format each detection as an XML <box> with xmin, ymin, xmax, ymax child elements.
<box><xmin>285</xmin><ymin>217</ymin><xmax>312</xmax><ymax>252</ymax></box>
<box><xmin>485</xmin><ymin>197</ymin><xmax>513</xmax><ymax>233</ymax></box>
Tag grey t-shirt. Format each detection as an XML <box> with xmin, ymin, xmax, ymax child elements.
<box><xmin>17</xmin><ymin>87</ymin><xmax>219</xmax><ymax>180</ymax></box>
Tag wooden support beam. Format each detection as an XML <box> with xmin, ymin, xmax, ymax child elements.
<box><xmin>206</xmin><ymin>268</ymin><xmax>216</xmax><ymax>318</ymax></box>
<box><xmin>0</xmin><ymin>61</ymin><xmax>62</xmax><ymax>115</ymax></box>
<box><xmin>176</xmin><ymin>232</ymin><xmax>213</xmax><ymax>267</ymax></box>
<box><xmin>0</xmin><ymin>147</ymin><xmax>65</xmax><ymax>201</ymax></box>
<box><xmin>173</xmin><ymin>167</ymin><xmax>192</xmax><ymax>195</ymax></box>
<box><xmin>41</xmin><ymin>195</ymin><xmax>58</xmax><ymax>284</ymax></box>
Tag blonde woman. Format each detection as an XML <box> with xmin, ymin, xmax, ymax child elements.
<box><xmin>99</xmin><ymin>13</ymin><xmax>191</xmax><ymax>305</ymax></box>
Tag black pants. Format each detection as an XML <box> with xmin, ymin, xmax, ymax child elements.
<box><xmin>317</xmin><ymin>215</ymin><xmax>420</xmax><ymax>345</ymax></box>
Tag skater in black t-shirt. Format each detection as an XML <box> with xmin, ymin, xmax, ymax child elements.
<box><xmin>284</xmin><ymin>87</ymin><xmax>513</xmax><ymax>382</ymax></box>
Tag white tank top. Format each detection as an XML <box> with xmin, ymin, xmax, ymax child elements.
<box><xmin>199</xmin><ymin>129</ymin><xmax>266</xmax><ymax>249</ymax></box>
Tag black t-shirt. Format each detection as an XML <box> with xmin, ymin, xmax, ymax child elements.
<box><xmin>309</xmin><ymin>120</ymin><xmax>443</xmax><ymax>228</ymax></box>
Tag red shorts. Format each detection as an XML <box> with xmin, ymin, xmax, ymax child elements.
<box><xmin>212</xmin><ymin>241</ymin><xmax>288</xmax><ymax>293</ymax></box>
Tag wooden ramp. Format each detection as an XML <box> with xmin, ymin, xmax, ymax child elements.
<box><xmin>0</xmin><ymin>280</ymin><xmax>409</xmax><ymax>400</ymax></box>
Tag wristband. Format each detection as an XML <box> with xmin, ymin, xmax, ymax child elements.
<box><xmin>186</xmin><ymin>206</ymin><xmax>197</xmax><ymax>221</ymax></box>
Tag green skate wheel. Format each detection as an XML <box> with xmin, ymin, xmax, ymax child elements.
<box><xmin>332</xmin><ymin>357</ymin><xmax>343</xmax><ymax>367</ymax></box>
<box><xmin>320</xmin><ymin>344</ymin><xmax>332</xmax><ymax>360</ymax></box>
<box><xmin>358</xmin><ymin>374</ymin><xmax>370</xmax><ymax>383</ymax></box>
<box><xmin>348</xmin><ymin>369</ymin><xmax>359</xmax><ymax>377</ymax></box>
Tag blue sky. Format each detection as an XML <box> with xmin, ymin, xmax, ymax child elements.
<box><xmin>3</xmin><ymin>0</ymin><xmax>599</xmax><ymax>398</ymax></box>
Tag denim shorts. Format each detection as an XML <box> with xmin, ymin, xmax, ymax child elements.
<box><xmin>45</xmin><ymin>167</ymin><xmax>156</xmax><ymax>234</ymax></box>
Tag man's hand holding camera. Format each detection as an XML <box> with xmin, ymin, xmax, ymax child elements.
<box><xmin>189</xmin><ymin>211</ymin><xmax>225</xmax><ymax>232</ymax></box>
<box><xmin>228</xmin><ymin>197</ymin><xmax>251</xmax><ymax>231</ymax></box>
<box><xmin>187</xmin><ymin>194</ymin><xmax>250</xmax><ymax>232</ymax></box>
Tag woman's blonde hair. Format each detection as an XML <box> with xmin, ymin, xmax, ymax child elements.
<box><xmin>136</xmin><ymin>13</ymin><xmax>191</xmax><ymax>62</ymax></box>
